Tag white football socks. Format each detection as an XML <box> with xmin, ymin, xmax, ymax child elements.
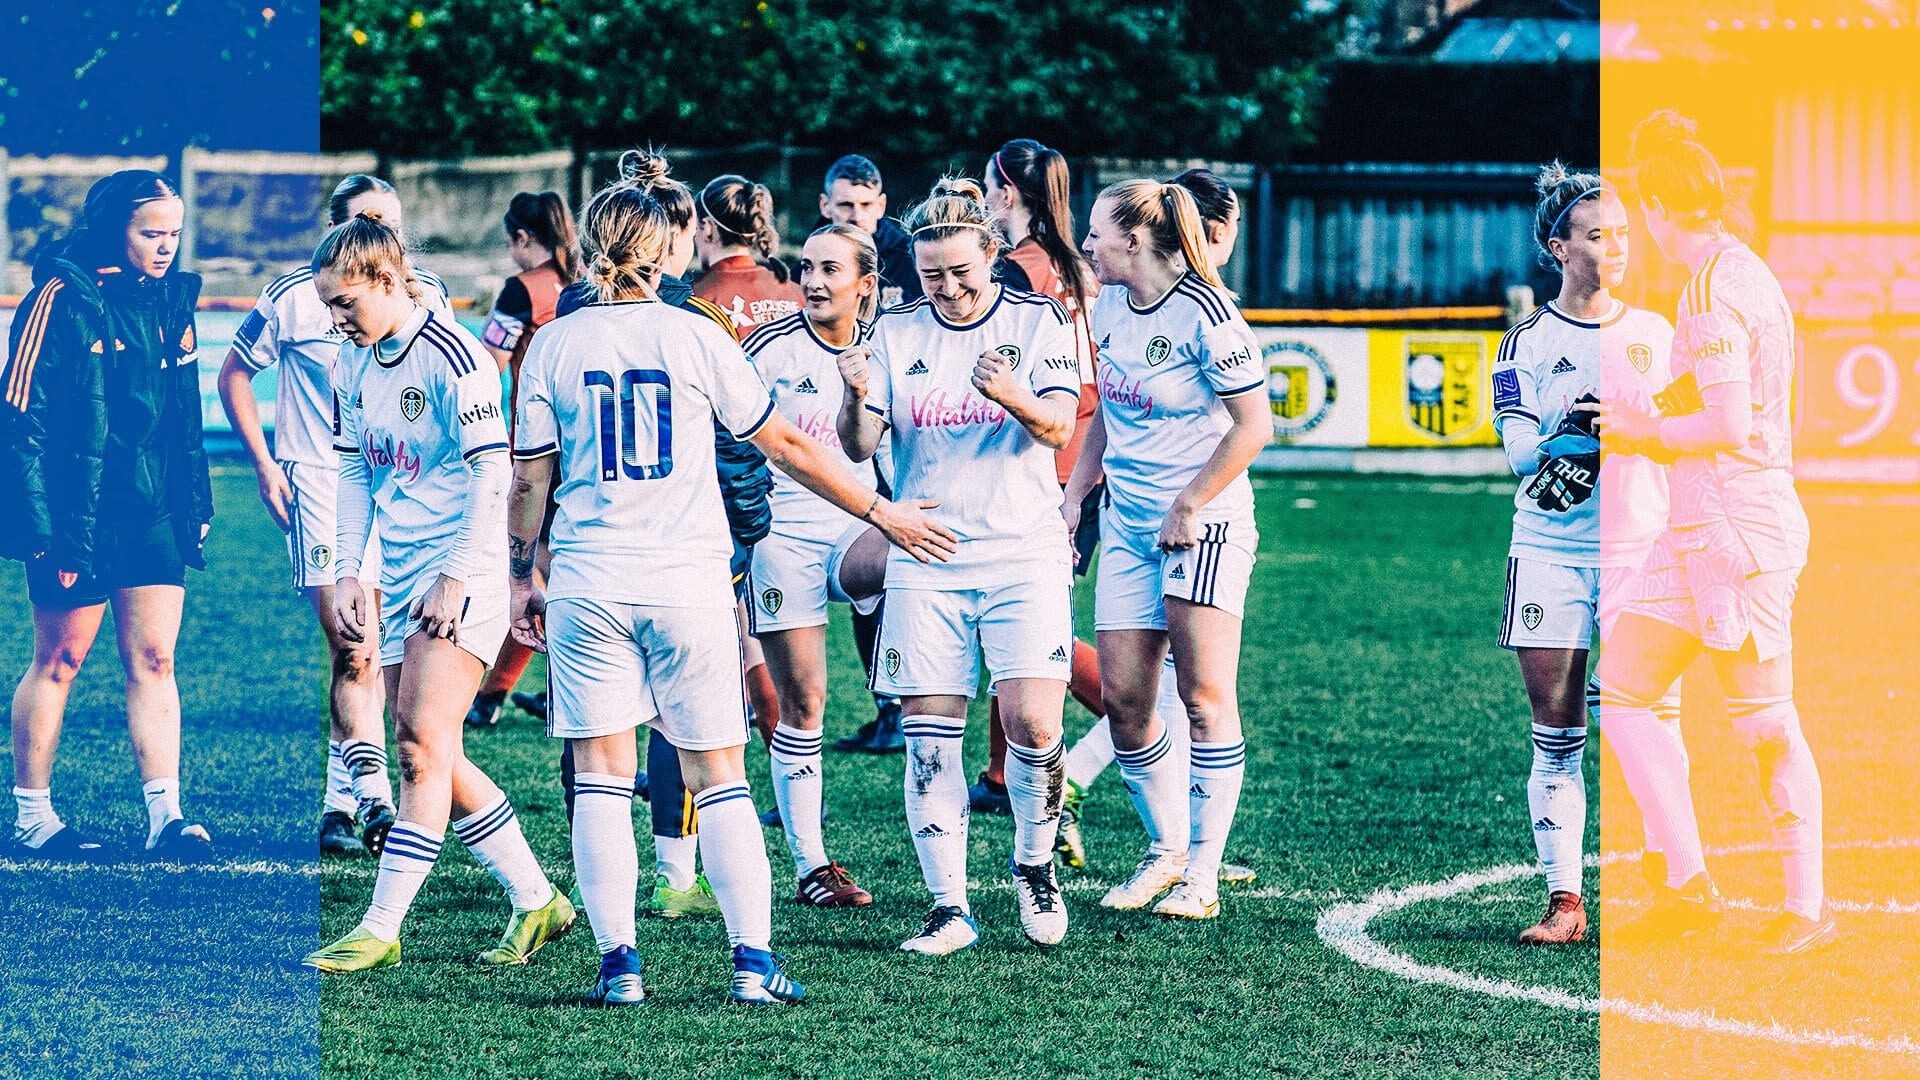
<box><xmin>1597</xmin><ymin>679</ymin><xmax>1706</xmax><ymax>888</ymax></box>
<box><xmin>340</xmin><ymin>739</ymin><xmax>395</xmax><ymax>816</ymax></box>
<box><xmin>143</xmin><ymin>777</ymin><xmax>182</xmax><ymax>848</ymax></box>
<box><xmin>1527</xmin><ymin>724</ymin><xmax>1587</xmax><ymax>896</ymax></box>
<box><xmin>654</xmin><ymin>833</ymin><xmax>698</xmax><ymax>890</ymax></box>
<box><xmin>1115</xmin><ymin>723</ymin><xmax>1186</xmax><ymax>859</ymax></box>
<box><xmin>769</xmin><ymin>724</ymin><xmax>828</xmax><ymax>877</ymax></box>
<box><xmin>324</xmin><ymin>742</ymin><xmax>358</xmax><ymax>815</ymax></box>
<box><xmin>691</xmin><ymin>780</ymin><xmax>773</xmax><ymax>951</ymax></box>
<box><xmin>902</xmin><ymin>716</ymin><xmax>970</xmax><ymax>913</ymax></box>
<box><xmin>360</xmin><ymin>821</ymin><xmax>443</xmax><ymax>941</ymax></box>
<box><xmin>1186</xmin><ymin>740</ymin><xmax>1246</xmax><ymax>895</ymax></box>
<box><xmin>452</xmin><ymin>794</ymin><xmax>553</xmax><ymax>912</ymax></box>
<box><xmin>1064</xmin><ymin>718</ymin><xmax>1115</xmax><ymax>791</ymax></box>
<box><xmin>572</xmin><ymin>772</ymin><xmax>639</xmax><ymax>955</ymax></box>
<box><xmin>12</xmin><ymin>786</ymin><xmax>61</xmax><ymax>847</ymax></box>
<box><xmin>1005</xmin><ymin>737</ymin><xmax>1065</xmax><ymax>866</ymax></box>
<box><xmin>1729</xmin><ymin>696</ymin><xmax>1825</xmax><ymax>919</ymax></box>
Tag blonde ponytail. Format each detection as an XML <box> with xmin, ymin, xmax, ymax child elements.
<box><xmin>1099</xmin><ymin>179</ymin><xmax>1226</xmax><ymax>291</ymax></box>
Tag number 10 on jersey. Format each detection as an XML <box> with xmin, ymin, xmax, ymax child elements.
<box><xmin>584</xmin><ymin>368</ymin><xmax>673</xmax><ymax>481</ymax></box>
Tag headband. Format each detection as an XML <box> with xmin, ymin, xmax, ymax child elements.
<box><xmin>1548</xmin><ymin>186</ymin><xmax>1605</xmax><ymax>242</ymax></box>
<box><xmin>911</xmin><ymin>221</ymin><xmax>995</xmax><ymax>237</ymax></box>
<box><xmin>991</xmin><ymin>152</ymin><xmax>1014</xmax><ymax>188</ymax></box>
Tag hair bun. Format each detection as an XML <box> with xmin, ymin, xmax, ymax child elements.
<box><xmin>931</xmin><ymin>176</ymin><xmax>985</xmax><ymax>203</ymax></box>
<box><xmin>355</xmin><ymin>207</ymin><xmax>388</xmax><ymax>224</ymax></box>
<box><xmin>619</xmin><ymin>149</ymin><xmax>671</xmax><ymax>185</ymax></box>
<box><xmin>1535</xmin><ymin>160</ymin><xmax>1572</xmax><ymax>195</ymax></box>
<box><xmin>1630</xmin><ymin>109</ymin><xmax>1700</xmax><ymax>163</ymax></box>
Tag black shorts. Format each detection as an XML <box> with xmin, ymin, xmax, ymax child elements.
<box><xmin>27</xmin><ymin>517</ymin><xmax>186</xmax><ymax>610</ymax></box>
<box><xmin>1072</xmin><ymin>483</ymin><xmax>1104</xmax><ymax>578</ymax></box>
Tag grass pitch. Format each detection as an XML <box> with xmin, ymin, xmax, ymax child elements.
<box><xmin>32</xmin><ymin>469</ymin><xmax>1918</xmax><ymax>1077</ymax></box>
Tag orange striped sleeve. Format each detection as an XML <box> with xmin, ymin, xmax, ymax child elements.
<box><xmin>6</xmin><ymin>279</ymin><xmax>66</xmax><ymax>411</ymax></box>
<box><xmin>685</xmin><ymin>295</ymin><xmax>741</xmax><ymax>342</ymax></box>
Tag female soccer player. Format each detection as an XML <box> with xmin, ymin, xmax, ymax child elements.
<box><xmin>742</xmin><ymin>223</ymin><xmax>885</xmax><ymax>908</ymax></box>
<box><xmin>467</xmin><ymin>190</ymin><xmax>581</xmax><ymax>730</ymax></box>
<box><xmin>1592</xmin><ymin>111</ymin><xmax>1832</xmax><ymax>955</ymax></box>
<box><xmin>221</xmin><ymin>174</ymin><xmax>451</xmax><ymax>855</ymax></box>
<box><xmin>542</xmin><ymin>151</ymin><xmax>780</xmax><ymax>920</ymax></box>
<box><xmin>968</xmin><ymin>138</ymin><xmax>1103</xmax><ymax>820</ymax></box>
<box><xmin>692</xmin><ymin>174</ymin><xmax>802</xmax><ymax>332</ymax></box>
<box><xmin>1</xmin><ymin>170</ymin><xmax>215</xmax><ymax>860</ymax></box>
<box><xmin>1067</xmin><ymin>179</ymin><xmax>1268</xmax><ymax>920</ymax></box>
<box><xmin>301</xmin><ymin>211</ymin><xmax>572</xmax><ymax>973</ymax></box>
<box><xmin>836</xmin><ymin>178</ymin><xmax>1083</xmax><ymax>954</ymax></box>
<box><xmin>506</xmin><ymin>180</ymin><xmax>951</xmax><ymax>1005</ymax></box>
<box><xmin>1053</xmin><ymin>169</ymin><xmax>1256</xmax><ymax>883</ymax></box>
<box><xmin>1491</xmin><ymin>163</ymin><xmax>1675</xmax><ymax>944</ymax></box>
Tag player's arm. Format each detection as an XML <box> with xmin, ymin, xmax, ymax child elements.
<box><xmin>331</xmin><ymin>388</ymin><xmax>374</xmax><ymax>642</ymax></box>
<box><xmin>1658</xmin><ymin>310</ymin><xmax>1753</xmax><ymax>452</ymax></box>
<box><xmin>1062</xmin><ymin>405</ymin><xmax>1107</xmax><ymax>513</ymax></box>
<box><xmin>977</xmin><ymin>313</ymin><xmax>1081</xmax><ymax>449</ymax></box>
<box><xmin>218</xmin><ymin>299</ymin><xmax>296</xmax><ymax>529</ymax></box>
<box><xmin>1161</xmin><ymin>389</ymin><xmax>1269</xmax><ymax>551</ymax></box>
<box><xmin>481</xmin><ymin>277</ymin><xmax>532</xmax><ymax>372</ymax></box>
<box><xmin>505</xmin><ymin>341</ymin><xmax>559</xmax><ymax>650</ymax></box>
<box><xmin>835</xmin><ymin>344</ymin><xmax>888</xmax><ymax>462</ymax></box>
<box><xmin>748</xmin><ymin>411</ymin><xmax>956</xmax><ymax>564</ymax></box>
<box><xmin>1492</xmin><ymin>332</ymin><xmax>1547</xmax><ymax>476</ymax></box>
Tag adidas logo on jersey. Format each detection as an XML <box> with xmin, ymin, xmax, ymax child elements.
<box><xmin>795</xmin><ymin>377</ymin><xmax>819</xmax><ymax>394</ymax></box>
<box><xmin>906</xmin><ymin>359</ymin><xmax>930</xmax><ymax>376</ymax></box>
<box><xmin>1049</xmin><ymin>645</ymin><xmax>1069</xmax><ymax>663</ymax></box>
<box><xmin>1532</xmin><ymin>817</ymin><xmax>1561</xmax><ymax>832</ymax></box>
<box><xmin>1551</xmin><ymin>357</ymin><xmax>1577</xmax><ymax>375</ymax></box>
<box><xmin>1168</xmin><ymin>564</ymin><xmax>1186</xmax><ymax>580</ymax></box>
<box><xmin>914</xmin><ymin>823</ymin><xmax>947</xmax><ymax>839</ymax></box>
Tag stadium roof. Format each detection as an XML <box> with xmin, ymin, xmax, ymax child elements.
<box><xmin>1407</xmin><ymin>0</ymin><xmax>1600</xmax><ymax>62</ymax></box>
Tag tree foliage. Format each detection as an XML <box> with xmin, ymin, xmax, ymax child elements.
<box><xmin>320</xmin><ymin>0</ymin><xmax>1351</xmax><ymax>161</ymax></box>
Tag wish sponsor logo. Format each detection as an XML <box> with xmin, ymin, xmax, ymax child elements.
<box><xmin>909</xmin><ymin>391</ymin><xmax>1007</xmax><ymax>435</ymax></box>
<box><xmin>458</xmin><ymin>400</ymin><xmax>501</xmax><ymax>427</ymax></box>
<box><xmin>1041</xmin><ymin>355</ymin><xmax>1077</xmax><ymax>374</ymax></box>
<box><xmin>1099</xmin><ymin>368</ymin><xmax>1154</xmax><ymax>417</ymax></box>
<box><xmin>364</xmin><ymin>432</ymin><xmax>424</xmax><ymax>482</ymax></box>
<box><xmin>1693</xmin><ymin>337</ymin><xmax>1735</xmax><ymax>362</ymax></box>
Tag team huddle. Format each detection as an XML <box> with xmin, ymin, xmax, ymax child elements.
<box><xmin>0</xmin><ymin>107</ymin><xmax>1835</xmax><ymax>1013</ymax></box>
<box><xmin>216</xmin><ymin>143</ymin><xmax>1269</xmax><ymax>1004</ymax></box>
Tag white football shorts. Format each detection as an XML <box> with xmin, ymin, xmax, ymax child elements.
<box><xmin>282</xmin><ymin>461</ymin><xmax>381</xmax><ymax>592</ymax></box>
<box><xmin>871</xmin><ymin>576</ymin><xmax>1074</xmax><ymax>699</ymax></box>
<box><xmin>1094</xmin><ymin>510</ymin><xmax>1257</xmax><ymax>631</ymax></box>
<box><xmin>1498</xmin><ymin>557</ymin><xmax>1599</xmax><ymax>651</ymax></box>
<box><xmin>543</xmin><ymin>597</ymin><xmax>749</xmax><ymax>750</ymax></box>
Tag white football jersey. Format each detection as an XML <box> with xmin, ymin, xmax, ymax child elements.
<box><xmin>332</xmin><ymin>307</ymin><xmax>508</xmax><ymax>601</ymax></box>
<box><xmin>1665</xmin><ymin>240</ymin><xmax>1808</xmax><ymax>572</ymax></box>
<box><xmin>863</xmin><ymin>287</ymin><xmax>1082</xmax><ymax>588</ymax></box>
<box><xmin>1493</xmin><ymin>300</ymin><xmax>1674</xmax><ymax>568</ymax></box>
<box><xmin>742</xmin><ymin>313</ymin><xmax>866</xmax><ymax>540</ymax></box>
<box><xmin>515</xmin><ymin>300</ymin><xmax>777</xmax><ymax>608</ymax></box>
<box><xmin>1090</xmin><ymin>274</ymin><xmax>1263</xmax><ymax>534</ymax></box>
<box><xmin>235</xmin><ymin>263</ymin><xmax>451</xmax><ymax>466</ymax></box>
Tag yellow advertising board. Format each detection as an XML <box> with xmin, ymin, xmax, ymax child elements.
<box><xmin>1363</xmin><ymin>330</ymin><xmax>1503</xmax><ymax>447</ymax></box>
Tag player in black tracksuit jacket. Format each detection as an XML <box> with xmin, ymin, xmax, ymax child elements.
<box><xmin>0</xmin><ymin>170</ymin><xmax>216</xmax><ymax>859</ymax></box>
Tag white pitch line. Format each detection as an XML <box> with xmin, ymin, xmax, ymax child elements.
<box><xmin>1315</xmin><ymin>840</ymin><xmax>1920</xmax><ymax>1056</ymax></box>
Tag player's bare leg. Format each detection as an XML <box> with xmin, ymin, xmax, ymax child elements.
<box><xmin>760</xmin><ymin>624</ymin><xmax>870</xmax><ymax>907</ymax></box>
<box><xmin>829</xmin><ymin>526</ymin><xmax>903</xmax><ymax>753</ymax></box>
<box><xmin>10</xmin><ymin>603</ymin><xmax>106</xmax><ymax>856</ymax></box>
<box><xmin>737</xmin><ymin>600</ymin><xmax>779</xmax><ymax>747</ymax></box>
<box><xmin>307</xmin><ymin>584</ymin><xmax>392</xmax><ymax>853</ymax></box>
<box><xmin>1154</xmin><ymin>598</ymin><xmax>1246</xmax><ymax>919</ymax></box>
<box><xmin>1595</xmin><ymin>613</ymin><xmax>1720</xmax><ymax>938</ymax></box>
<box><xmin>997</xmin><ymin>676</ymin><xmax>1070</xmax><ymax>944</ymax></box>
<box><xmin>113</xmin><ymin>585</ymin><xmax>208</xmax><ymax>858</ymax></box>
<box><xmin>1514</xmin><ymin>646</ymin><xmax>1590</xmax><ymax>944</ymax></box>
<box><xmin>1098</xmin><ymin>628</ymin><xmax>1188</xmax><ymax>909</ymax></box>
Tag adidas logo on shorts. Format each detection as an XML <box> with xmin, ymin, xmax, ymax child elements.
<box><xmin>795</xmin><ymin>377</ymin><xmax>818</xmax><ymax>394</ymax></box>
<box><xmin>915</xmin><ymin>823</ymin><xmax>947</xmax><ymax>838</ymax></box>
<box><xmin>1049</xmin><ymin>645</ymin><xmax>1069</xmax><ymax>663</ymax></box>
<box><xmin>906</xmin><ymin>359</ymin><xmax>930</xmax><ymax>376</ymax></box>
<box><xmin>1551</xmin><ymin>357</ymin><xmax>1577</xmax><ymax>375</ymax></box>
<box><xmin>1169</xmin><ymin>564</ymin><xmax>1186</xmax><ymax>580</ymax></box>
